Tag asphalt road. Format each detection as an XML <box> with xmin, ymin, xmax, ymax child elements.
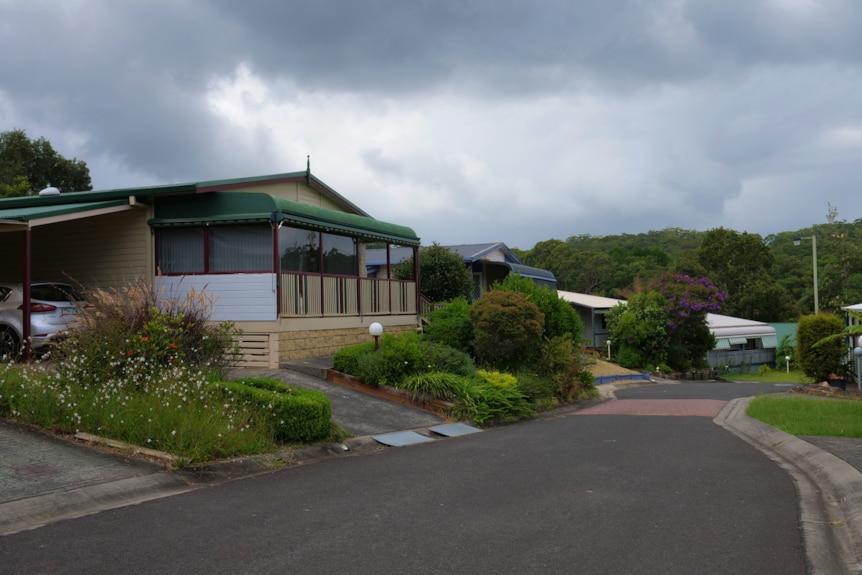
<box><xmin>0</xmin><ymin>381</ymin><xmax>805</xmax><ymax>575</ymax></box>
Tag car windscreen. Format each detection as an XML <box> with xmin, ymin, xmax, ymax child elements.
<box><xmin>30</xmin><ymin>284</ymin><xmax>83</xmax><ymax>302</ymax></box>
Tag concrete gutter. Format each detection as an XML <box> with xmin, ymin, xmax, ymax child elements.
<box><xmin>716</xmin><ymin>397</ymin><xmax>862</xmax><ymax>574</ymax></box>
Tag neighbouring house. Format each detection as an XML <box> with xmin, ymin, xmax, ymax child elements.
<box><xmin>559</xmin><ymin>291</ymin><xmax>778</xmax><ymax>371</ymax></box>
<box><xmin>557</xmin><ymin>291</ymin><xmax>621</xmax><ymax>348</ymax></box>
<box><xmin>0</xmin><ymin>170</ymin><xmax>421</xmax><ymax>367</ymax></box>
<box><xmin>706</xmin><ymin>314</ymin><xmax>777</xmax><ymax>372</ymax></box>
<box><xmin>366</xmin><ymin>242</ymin><xmax>556</xmax><ymax>301</ymax></box>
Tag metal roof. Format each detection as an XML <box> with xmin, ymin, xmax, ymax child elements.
<box><xmin>557</xmin><ymin>291</ymin><xmax>625</xmax><ymax>310</ymax></box>
<box><xmin>150</xmin><ymin>192</ymin><xmax>420</xmax><ymax>246</ymax></box>
<box><xmin>0</xmin><ymin>171</ymin><xmax>368</xmax><ymax>217</ymax></box>
<box><xmin>445</xmin><ymin>242</ymin><xmax>520</xmax><ymax>263</ymax></box>
<box><xmin>0</xmin><ymin>199</ymin><xmax>132</xmax><ymax>230</ymax></box>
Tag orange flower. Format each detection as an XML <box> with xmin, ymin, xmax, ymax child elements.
<box><xmin>141</xmin><ymin>336</ymin><xmax>149</xmax><ymax>342</ymax></box>
<box><xmin>169</xmin><ymin>342</ymin><xmax>178</xmax><ymax>349</ymax></box>
<box><xmin>127</xmin><ymin>350</ymin><xmax>134</xmax><ymax>356</ymax></box>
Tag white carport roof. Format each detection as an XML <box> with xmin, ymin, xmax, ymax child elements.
<box><xmin>557</xmin><ymin>291</ymin><xmax>624</xmax><ymax>310</ymax></box>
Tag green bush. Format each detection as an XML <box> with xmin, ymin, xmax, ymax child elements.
<box><xmin>616</xmin><ymin>346</ymin><xmax>647</xmax><ymax>370</ymax></box>
<box><xmin>514</xmin><ymin>370</ymin><xmax>558</xmax><ymax>404</ymax></box>
<box><xmin>394</xmin><ymin>242</ymin><xmax>473</xmax><ymax>303</ymax></box>
<box><xmin>422</xmin><ymin>341</ymin><xmax>476</xmax><ymax>376</ymax></box>
<box><xmin>60</xmin><ymin>279</ymin><xmax>241</xmax><ymax>386</ymax></box>
<box><xmin>470</xmin><ymin>290</ymin><xmax>544</xmax><ymax>371</ymax></box>
<box><xmin>492</xmin><ymin>274</ymin><xmax>584</xmax><ymax>341</ymax></box>
<box><xmin>332</xmin><ymin>341</ymin><xmax>376</xmax><ymax>375</ymax></box>
<box><xmin>606</xmin><ymin>293</ymin><xmax>670</xmax><ymax>369</ymax></box>
<box><xmin>797</xmin><ymin>314</ymin><xmax>844</xmax><ymax>381</ymax></box>
<box><xmin>334</xmin><ymin>333</ymin><xmax>475</xmax><ymax>386</ymax></box>
<box><xmin>423</xmin><ymin>297</ymin><xmax>473</xmax><ymax>352</ymax></box>
<box><xmin>397</xmin><ymin>372</ymin><xmax>465</xmax><ymax>403</ymax></box>
<box><xmin>450</xmin><ymin>378</ymin><xmax>534</xmax><ymax>426</ymax></box>
<box><xmin>539</xmin><ymin>335</ymin><xmax>594</xmax><ymax>399</ymax></box>
<box><xmin>477</xmin><ymin>369</ymin><xmax>518</xmax><ymax>389</ymax></box>
<box><xmin>216</xmin><ymin>378</ymin><xmax>332</xmax><ymax>442</ymax></box>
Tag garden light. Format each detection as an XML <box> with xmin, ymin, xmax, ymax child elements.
<box><xmin>369</xmin><ymin>322</ymin><xmax>383</xmax><ymax>351</ymax></box>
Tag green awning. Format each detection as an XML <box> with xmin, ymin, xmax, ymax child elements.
<box><xmin>714</xmin><ymin>338</ymin><xmax>731</xmax><ymax>350</ymax></box>
<box><xmin>729</xmin><ymin>337</ymin><xmax>749</xmax><ymax>345</ymax></box>
<box><xmin>760</xmin><ymin>335</ymin><xmax>778</xmax><ymax>349</ymax></box>
<box><xmin>150</xmin><ymin>192</ymin><xmax>420</xmax><ymax>246</ymax></box>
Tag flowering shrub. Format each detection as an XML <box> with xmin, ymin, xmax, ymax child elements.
<box><xmin>60</xmin><ymin>280</ymin><xmax>241</xmax><ymax>387</ymax></box>
<box><xmin>0</xmin><ymin>279</ymin><xmax>341</xmax><ymax>464</ymax></box>
<box><xmin>0</xmin><ymin>359</ymin><xmax>276</xmax><ymax>462</ymax></box>
<box><xmin>656</xmin><ymin>274</ymin><xmax>726</xmax><ymax>369</ymax></box>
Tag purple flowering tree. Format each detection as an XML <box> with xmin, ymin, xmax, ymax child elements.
<box><xmin>655</xmin><ymin>274</ymin><xmax>727</xmax><ymax>370</ymax></box>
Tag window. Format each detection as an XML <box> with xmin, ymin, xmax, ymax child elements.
<box><xmin>322</xmin><ymin>232</ymin><xmax>356</xmax><ymax>276</ymax></box>
<box><xmin>279</xmin><ymin>227</ymin><xmax>320</xmax><ymax>273</ymax></box>
<box><xmin>209</xmin><ymin>226</ymin><xmax>272</xmax><ymax>272</ymax></box>
<box><xmin>157</xmin><ymin>228</ymin><xmax>205</xmax><ymax>274</ymax></box>
<box><xmin>156</xmin><ymin>225</ymin><xmax>272</xmax><ymax>274</ymax></box>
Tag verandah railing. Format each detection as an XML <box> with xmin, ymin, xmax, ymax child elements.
<box><xmin>279</xmin><ymin>271</ymin><xmax>417</xmax><ymax>317</ymax></box>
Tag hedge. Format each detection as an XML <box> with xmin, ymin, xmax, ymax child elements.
<box><xmin>214</xmin><ymin>378</ymin><xmax>332</xmax><ymax>442</ymax></box>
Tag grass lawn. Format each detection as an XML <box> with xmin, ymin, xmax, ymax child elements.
<box><xmin>728</xmin><ymin>369</ymin><xmax>815</xmax><ymax>385</ymax></box>
<box><xmin>748</xmin><ymin>394</ymin><xmax>862</xmax><ymax>437</ymax></box>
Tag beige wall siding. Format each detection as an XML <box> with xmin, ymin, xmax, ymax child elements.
<box><xmin>233</xmin><ymin>181</ymin><xmax>345</xmax><ymax>212</ymax></box>
<box><xmin>0</xmin><ymin>209</ymin><xmax>151</xmax><ymax>289</ymax></box>
<box><xmin>30</xmin><ymin>209</ymin><xmax>151</xmax><ymax>290</ymax></box>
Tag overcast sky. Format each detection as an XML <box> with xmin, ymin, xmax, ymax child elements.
<box><xmin>1</xmin><ymin>0</ymin><xmax>860</xmax><ymax>249</ymax></box>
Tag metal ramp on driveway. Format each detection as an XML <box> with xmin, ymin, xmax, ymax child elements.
<box><xmin>372</xmin><ymin>423</ymin><xmax>482</xmax><ymax>447</ymax></box>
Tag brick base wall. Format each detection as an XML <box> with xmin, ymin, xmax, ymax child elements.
<box><xmin>277</xmin><ymin>324</ymin><xmax>417</xmax><ymax>361</ymax></box>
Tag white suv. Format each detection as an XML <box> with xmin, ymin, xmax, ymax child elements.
<box><xmin>0</xmin><ymin>282</ymin><xmax>86</xmax><ymax>358</ymax></box>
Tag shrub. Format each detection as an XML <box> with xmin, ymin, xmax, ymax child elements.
<box><xmin>394</xmin><ymin>243</ymin><xmax>473</xmax><ymax>303</ymax></box>
<box><xmin>397</xmin><ymin>372</ymin><xmax>465</xmax><ymax>403</ymax></box>
<box><xmin>332</xmin><ymin>341</ymin><xmax>376</xmax><ymax>375</ymax></box>
<box><xmin>607</xmin><ymin>293</ymin><xmax>670</xmax><ymax>369</ymax></box>
<box><xmin>493</xmin><ymin>273</ymin><xmax>584</xmax><ymax>341</ymax></box>
<box><xmin>476</xmin><ymin>369</ymin><xmax>519</xmax><ymax>389</ymax></box>
<box><xmin>0</xmin><ymin>361</ymin><xmax>276</xmax><ymax>463</ymax></box>
<box><xmin>470</xmin><ymin>290</ymin><xmax>544</xmax><ymax>371</ymax></box>
<box><xmin>423</xmin><ymin>297</ymin><xmax>473</xmax><ymax>353</ymax></box>
<box><xmin>757</xmin><ymin>364</ymin><xmax>771</xmax><ymax>376</ymax></box>
<box><xmin>60</xmin><ymin>279</ymin><xmax>241</xmax><ymax>386</ymax></box>
<box><xmin>514</xmin><ymin>370</ymin><xmax>558</xmax><ymax>404</ymax></box>
<box><xmin>797</xmin><ymin>313</ymin><xmax>844</xmax><ymax>381</ymax></box>
<box><xmin>215</xmin><ymin>378</ymin><xmax>332</xmax><ymax>442</ymax></box>
<box><xmin>334</xmin><ymin>334</ymin><xmax>475</xmax><ymax>386</ymax></box>
<box><xmin>539</xmin><ymin>334</ymin><xmax>594</xmax><ymax>399</ymax></box>
<box><xmin>422</xmin><ymin>341</ymin><xmax>476</xmax><ymax>376</ymax></box>
<box><xmin>450</xmin><ymin>378</ymin><xmax>534</xmax><ymax>427</ymax></box>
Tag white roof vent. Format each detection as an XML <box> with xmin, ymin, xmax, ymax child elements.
<box><xmin>38</xmin><ymin>185</ymin><xmax>60</xmax><ymax>197</ymax></box>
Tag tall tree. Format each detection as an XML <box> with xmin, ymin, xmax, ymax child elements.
<box><xmin>0</xmin><ymin>129</ymin><xmax>92</xmax><ymax>198</ymax></box>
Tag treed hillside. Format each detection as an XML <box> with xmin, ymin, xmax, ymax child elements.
<box><xmin>513</xmin><ymin>218</ymin><xmax>862</xmax><ymax>323</ymax></box>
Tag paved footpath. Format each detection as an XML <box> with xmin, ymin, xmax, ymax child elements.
<box><xmin>0</xmin><ymin>419</ymin><xmax>191</xmax><ymax>535</ymax></box>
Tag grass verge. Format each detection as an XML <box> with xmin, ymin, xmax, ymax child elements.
<box><xmin>728</xmin><ymin>369</ymin><xmax>815</xmax><ymax>384</ymax></box>
<box><xmin>748</xmin><ymin>394</ymin><xmax>862</xmax><ymax>437</ymax></box>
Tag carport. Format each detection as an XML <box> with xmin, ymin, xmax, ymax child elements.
<box><xmin>0</xmin><ymin>198</ymin><xmax>136</xmax><ymax>359</ymax></box>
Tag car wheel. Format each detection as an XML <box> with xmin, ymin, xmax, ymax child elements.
<box><xmin>0</xmin><ymin>326</ymin><xmax>21</xmax><ymax>359</ymax></box>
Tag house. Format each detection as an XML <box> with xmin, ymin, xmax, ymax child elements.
<box><xmin>557</xmin><ymin>291</ymin><xmax>622</xmax><ymax>347</ymax></box>
<box><xmin>366</xmin><ymin>242</ymin><xmax>556</xmax><ymax>300</ymax></box>
<box><xmin>559</xmin><ymin>291</ymin><xmax>778</xmax><ymax>371</ymax></box>
<box><xmin>0</xmin><ymin>170</ymin><xmax>421</xmax><ymax>367</ymax></box>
